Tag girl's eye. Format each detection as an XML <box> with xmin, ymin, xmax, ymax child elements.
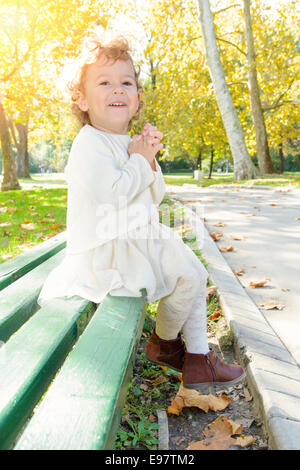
<box><xmin>99</xmin><ymin>81</ymin><xmax>133</xmax><ymax>86</ymax></box>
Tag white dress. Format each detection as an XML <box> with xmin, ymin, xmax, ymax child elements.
<box><xmin>37</xmin><ymin>125</ymin><xmax>206</xmax><ymax>307</ymax></box>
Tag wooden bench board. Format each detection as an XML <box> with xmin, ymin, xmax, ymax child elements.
<box><xmin>14</xmin><ymin>290</ymin><xmax>148</xmax><ymax>450</ymax></box>
<box><xmin>0</xmin><ymin>250</ymin><xmax>66</xmax><ymax>342</ymax></box>
<box><xmin>0</xmin><ymin>232</ymin><xmax>66</xmax><ymax>291</ymax></box>
<box><xmin>0</xmin><ymin>296</ymin><xmax>96</xmax><ymax>450</ymax></box>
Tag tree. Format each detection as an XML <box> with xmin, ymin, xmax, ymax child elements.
<box><xmin>242</xmin><ymin>0</ymin><xmax>275</xmax><ymax>174</ymax></box>
<box><xmin>197</xmin><ymin>0</ymin><xmax>258</xmax><ymax>180</ymax></box>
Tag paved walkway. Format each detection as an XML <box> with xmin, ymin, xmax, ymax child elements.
<box><xmin>166</xmin><ymin>183</ymin><xmax>300</xmax><ymax>449</ymax></box>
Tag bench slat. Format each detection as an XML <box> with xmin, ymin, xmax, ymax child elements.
<box><xmin>0</xmin><ymin>249</ymin><xmax>66</xmax><ymax>342</ymax></box>
<box><xmin>0</xmin><ymin>232</ymin><xmax>66</xmax><ymax>291</ymax></box>
<box><xmin>0</xmin><ymin>296</ymin><xmax>96</xmax><ymax>450</ymax></box>
<box><xmin>14</xmin><ymin>291</ymin><xmax>148</xmax><ymax>450</ymax></box>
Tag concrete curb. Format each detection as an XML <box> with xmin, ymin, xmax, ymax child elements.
<box><xmin>174</xmin><ymin>199</ymin><xmax>300</xmax><ymax>450</ymax></box>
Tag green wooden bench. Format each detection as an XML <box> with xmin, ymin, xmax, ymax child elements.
<box><xmin>0</xmin><ymin>233</ymin><xmax>148</xmax><ymax>450</ymax></box>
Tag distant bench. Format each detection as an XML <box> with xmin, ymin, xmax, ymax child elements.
<box><xmin>0</xmin><ymin>232</ymin><xmax>148</xmax><ymax>450</ymax></box>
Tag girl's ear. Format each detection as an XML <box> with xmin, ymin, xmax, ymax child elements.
<box><xmin>77</xmin><ymin>91</ymin><xmax>89</xmax><ymax>112</ymax></box>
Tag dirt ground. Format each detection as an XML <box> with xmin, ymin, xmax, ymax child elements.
<box><xmin>132</xmin><ymin>316</ymin><xmax>269</xmax><ymax>451</ymax></box>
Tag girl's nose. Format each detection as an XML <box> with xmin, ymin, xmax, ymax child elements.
<box><xmin>113</xmin><ymin>85</ymin><xmax>125</xmax><ymax>93</ymax></box>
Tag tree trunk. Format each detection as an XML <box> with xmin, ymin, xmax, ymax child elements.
<box><xmin>0</xmin><ymin>101</ymin><xmax>21</xmax><ymax>191</ymax></box>
<box><xmin>196</xmin><ymin>148</ymin><xmax>202</xmax><ymax>169</ymax></box>
<box><xmin>8</xmin><ymin>119</ymin><xmax>31</xmax><ymax>178</ymax></box>
<box><xmin>243</xmin><ymin>0</ymin><xmax>275</xmax><ymax>174</ymax></box>
<box><xmin>197</xmin><ymin>0</ymin><xmax>259</xmax><ymax>180</ymax></box>
<box><xmin>279</xmin><ymin>142</ymin><xmax>285</xmax><ymax>173</ymax></box>
<box><xmin>209</xmin><ymin>146</ymin><xmax>214</xmax><ymax>178</ymax></box>
<box><xmin>16</xmin><ymin>122</ymin><xmax>31</xmax><ymax>178</ymax></box>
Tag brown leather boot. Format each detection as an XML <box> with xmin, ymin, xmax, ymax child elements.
<box><xmin>182</xmin><ymin>348</ymin><xmax>246</xmax><ymax>391</ymax></box>
<box><xmin>145</xmin><ymin>330</ymin><xmax>185</xmax><ymax>372</ymax></box>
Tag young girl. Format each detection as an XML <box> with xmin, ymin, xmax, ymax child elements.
<box><xmin>38</xmin><ymin>30</ymin><xmax>245</xmax><ymax>391</ymax></box>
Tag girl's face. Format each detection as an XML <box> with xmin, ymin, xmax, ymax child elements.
<box><xmin>77</xmin><ymin>54</ymin><xmax>141</xmax><ymax>135</ymax></box>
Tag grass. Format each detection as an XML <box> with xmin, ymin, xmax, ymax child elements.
<box><xmin>163</xmin><ymin>171</ymin><xmax>300</xmax><ymax>188</ymax></box>
<box><xmin>0</xmin><ymin>187</ymin><xmax>67</xmax><ymax>263</ymax></box>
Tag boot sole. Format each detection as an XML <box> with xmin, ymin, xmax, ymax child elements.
<box><xmin>183</xmin><ymin>371</ymin><xmax>247</xmax><ymax>392</ymax></box>
<box><xmin>145</xmin><ymin>354</ymin><xmax>182</xmax><ymax>373</ymax></box>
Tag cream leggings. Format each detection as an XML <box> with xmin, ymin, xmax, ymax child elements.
<box><xmin>155</xmin><ymin>270</ymin><xmax>210</xmax><ymax>354</ymax></box>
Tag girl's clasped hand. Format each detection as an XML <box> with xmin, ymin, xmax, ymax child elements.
<box><xmin>128</xmin><ymin>123</ymin><xmax>164</xmax><ymax>166</ymax></box>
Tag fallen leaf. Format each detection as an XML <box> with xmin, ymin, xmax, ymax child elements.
<box><xmin>186</xmin><ymin>415</ymin><xmax>255</xmax><ymax>450</ymax></box>
<box><xmin>295</xmin><ymin>217</ymin><xmax>300</xmax><ymax>221</ymax></box>
<box><xmin>48</xmin><ymin>223</ymin><xmax>61</xmax><ymax>229</ymax></box>
<box><xmin>210</xmin><ymin>231</ymin><xmax>223</xmax><ymax>241</ymax></box>
<box><xmin>230</xmin><ymin>235</ymin><xmax>246</xmax><ymax>241</ymax></box>
<box><xmin>0</xmin><ymin>221</ymin><xmax>12</xmax><ymax>227</ymax></box>
<box><xmin>259</xmin><ymin>300</ymin><xmax>285</xmax><ymax>310</ymax></box>
<box><xmin>249</xmin><ymin>278</ymin><xmax>271</xmax><ymax>287</ymax></box>
<box><xmin>206</xmin><ymin>285</ymin><xmax>218</xmax><ymax>300</ymax></box>
<box><xmin>40</xmin><ymin>218</ymin><xmax>55</xmax><ymax>223</ymax></box>
<box><xmin>234</xmin><ymin>268</ymin><xmax>244</xmax><ymax>276</ymax></box>
<box><xmin>243</xmin><ymin>387</ymin><xmax>253</xmax><ymax>402</ymax></box>
<box><xmin>219</xmin><ymin>245</ymin><xmax>234</xmax><ymax>252</ymax></box>
<box><xmin>244</xmin><ymin>213</ymin><xmax>255</xmax><ymax>217</ymax></box>
<box><xmin>235</xmin><ymin>435</ymin><xmax>256</xmax><ymax>447</ymax></box>
<box><xmin>281</xmin><ymin>288</ymin><xmax>290</xmax><ymax>292</ymax></box>
<box><xmin>140</xmin><ymin>383</ymin><xmax>149</xmax><ymax>391</ymax></box>
<box><xmin>269</xmin><ymin>203</ymin><xmax>277</xmax><ymax>206</ymax></box>
<box><xmin>46</xmin><ymin>232</ymin><xmax>60</xmax><ymax>238</ymax></box>
<box><xmin>167</xmin><ymin>384</ymin><xmax>232</xmax><ymax>416</ymax></box>
<box><xmin>24</xmin><ymin>218</ymin><xmax>33</xmax><ymax>223</ymax></box>
<box><xmin>209</xmin><ymin>310</ymin><xmax>221</xmax><ymax>320</ymax></box>
<box><xmin>213</xmin><ymin>221</ymin><xmax>226</xmax><ymax>227</ymax></box>
<box><xmin>146</xmin><ymin>375</ymin><xmax>167</xmax><ymax>387</ymax></box>
<box><xmin>20</xmin><ymin>223</ymin><xmax>36</xmax><ymax>230</ymax></box>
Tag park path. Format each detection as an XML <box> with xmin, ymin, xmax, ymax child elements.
<box><xmin>166</xmin><ymin>183</ymin><xmax>300</xmax><ymax>368</ymax></box>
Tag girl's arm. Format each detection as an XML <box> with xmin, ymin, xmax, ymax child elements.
<box><xmin>68</xmin><ymin>133</ymin><xmax>156</xmax><ymax>208</ymax></box>
<box><xmin>149</xmin><ymin>159</ymin><xmax>166</xmax><ymax>206</ymax></box>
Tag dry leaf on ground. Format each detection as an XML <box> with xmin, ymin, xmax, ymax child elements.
<box><xmin>249</xmin><ymin>278</ymin><xmax>271</xmax><ymax>287</ymax></box>
<box><xmin>230</xmin><ymin>235</ymin><xmax>246</xmax><ymax>241</ymax></box>
<box><xmin>206</xmin><ymin>285</ymin><xmax>218</xmax><ymax>300</ymax></box>
<box><xmin>167</xmin><ymin>384</ymin><xmax>232</xmax><ymax>416</ymax></box>
<box><xmin>210</xmin><ymin>231</ymin><xmax>223</xmax><ymax>241</ymax></box>
<box><xmin>244</xmin><ymin>213</ymin><xmax>255</xmax><ymax>217</ymax></box>
<box><xmin>20</xmin><ymin>223</ymin><xmax>36</xmax><ymax>230</ymax></box>
<box><xmin>213</xmin><ymin>221</ymin><xmax>227</xmax><ymax>227</ymax></box>
<box><xmin>234</xmin><ymin>268</ymin><xmax>245</xmax><ymax>276</ymax></box>
<box><xmin>259</xmin><ymin>300</ymin><xmax>285</xmax><ymax>310</ymax></box>
<box><xmin>219</xmin><ymin>245</ymin><xmax>234</xmax><ymax>252</ymax></box>
<box><xmin>186</xmin><ymin>415</ymin><xmax>256</xmax><ymax>450</ymax></box>
<box><xmin>209</xmin><ymin>310</ymin><xmax>221</xmax><ymax>320</ymax></box>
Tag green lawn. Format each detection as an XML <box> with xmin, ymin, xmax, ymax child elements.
<box><xmin>0</xmin><ymin>186</ymin><xmax>67</xmax><ymax>263</ymax></box>
<box><xmin>163</xmin><ymin>171</ymin><xmax>300</xmax><ymax>188</ymax></box>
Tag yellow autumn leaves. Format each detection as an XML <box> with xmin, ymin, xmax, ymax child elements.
<box><xmin>167</xmin><ymin>382</ymin><xmax>255</xmax><ymax>450</ymax></box>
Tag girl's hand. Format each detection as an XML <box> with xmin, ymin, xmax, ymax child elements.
<box><xmin>128</xmin><ymin>134</ymin><xmax>163</xmax><ymax>165</ymax></box>
<box><xmin>141</xmin><ymin>123</ymin><xmax>164</xmax><ymax>146</ymax></box>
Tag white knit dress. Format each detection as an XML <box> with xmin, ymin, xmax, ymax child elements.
<box><xmin>37</xmin><ymin>125</ymin><xmax>207</xmax><ymax>307</ymax></box>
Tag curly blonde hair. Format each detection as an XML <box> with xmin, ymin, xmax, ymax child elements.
<box><xmin>67</xmin><ymin>28</ymin><xmax>144</xmax><ymax>132</ymax></box>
